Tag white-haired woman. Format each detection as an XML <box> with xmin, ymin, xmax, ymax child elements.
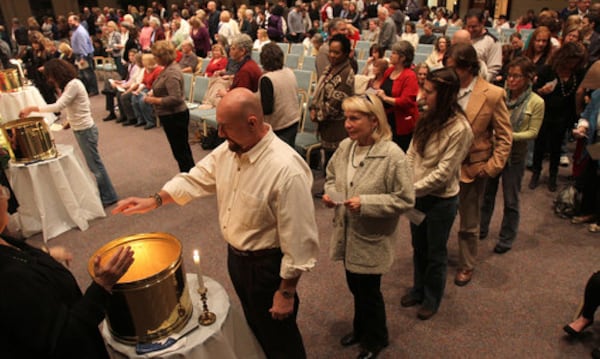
<box><xmin>322</xmin><ymin>94</ymin><xmax>414</xmax><ymax>359</ymax></box>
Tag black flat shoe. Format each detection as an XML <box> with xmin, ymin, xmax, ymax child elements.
<box><xmin>144</xmin><ymin>124</ymin><xmax>156</xmax><ymax>130</ymax></box>
<box><xmin>103</xmin><ymin>113</ymin><xmax>117</xmax><ymax>121</ymax></box>
<box><xmin>563</xmin><ymin>321</ymin><xmax>593</xmax><ymax>338</ymax></box>
<box><xmin>493</xmin><ymin>245</ymin><xmax>511</xmax><ymax>254</ymax></box>
<box><xmin>134</xmin><ymin>122</ymin><xmax>146</xmax><ymax>127</ymax></box>
<box><xmin>340</xmin><ymin>333</ymin><xmax>360</xmax><ymax>347</ymax></box>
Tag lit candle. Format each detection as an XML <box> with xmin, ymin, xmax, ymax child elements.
<box><xmin>192</xmin><ymin>249</ymin><xmax>206</xmax><ymax>293</ymax></box>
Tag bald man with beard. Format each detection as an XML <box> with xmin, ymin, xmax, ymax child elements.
<box><xmin>114</xmin><ymin>88</ymin><xmax>319</xmax><ymax>359</ymax></box>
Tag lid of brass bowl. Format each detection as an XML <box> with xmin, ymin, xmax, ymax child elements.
<box><xmin>2</xmin><ymin>116</ymin><xmax>47</xmax><ymax>129</ymax></box>
<box><xmin>88</xmin><ymin>232</ymin><xmax>182</xmax><ymax>284</ymax></box>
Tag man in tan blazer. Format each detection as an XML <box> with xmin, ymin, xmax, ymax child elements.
<box><xmin>443</xmin><ymin>44</ymin><xmax>513</xmax><ymax>286</ymax></box>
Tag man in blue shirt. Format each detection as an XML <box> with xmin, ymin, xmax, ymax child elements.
<box><xmin>68</xmin><ymin>15</ymin><xmax>98</xmax><ymax>96</ymax></box>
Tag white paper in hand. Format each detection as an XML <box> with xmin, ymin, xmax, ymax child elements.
<box><xmin>405</xmin><ymin>208</ymin><xmax>426</xmax><ymax>225</ymax></box>
<box><xmin>326</xmin><ymin>190</ymin><xmax>345</xmax><ymax>206</ymax></box>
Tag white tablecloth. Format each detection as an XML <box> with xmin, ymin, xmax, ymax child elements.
<box><xmin>0</xmin><ymin>85</ymin><xmax>56</xmax><ymax>124</ymax></box>
<box><xmin>103</xmin><ymin>274</ymin><xmax>265</xmax><ymax>359</ymax></box>
<box><xmin>6</xmin><ymin>144</ymin><xmax>106</xmax><ymax>242</ymax></box>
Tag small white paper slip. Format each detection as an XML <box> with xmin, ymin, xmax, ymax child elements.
<box><xmin>405</xmin><ymin>208</ymin><xmax>426</xmax><ymax>225</ymax></box>
<box><xmin>326</xmin><ymin>190</ymin><xmax>345</xmax><ymax>206</ymax></box>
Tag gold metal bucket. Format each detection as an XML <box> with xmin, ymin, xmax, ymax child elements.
<box><xmin>88</xmin><ymin>233</ymin><xmax>193</xmax><ymax>344</ymax></box>
<box><xmin>1</xmin><ymin>117</ymin><xmax>57</xmax><ymax>163</ymax></box>
<box><xmin>0</xmin><ymin>68</ymin><xmax>23</xmax><ymax>92</ymax></box>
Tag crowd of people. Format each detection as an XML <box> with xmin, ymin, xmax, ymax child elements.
<box><xmin>0</xmin><ymin>0</ymin><xmax>599</xmax><ymax>358</ymax></box>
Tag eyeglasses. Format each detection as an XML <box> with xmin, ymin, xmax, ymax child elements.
<box><xmin>506</xmin><ymin>74</ymin><xmax>525</xmax><ymax>80</ymax></box>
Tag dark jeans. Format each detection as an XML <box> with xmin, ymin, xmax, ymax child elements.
<box><xmin>227</xmin><ymin>246</ymin><xmax>306</xmax><ymax>359</ymax></box>
<box><xmin>532</xmin><ymin>121</ymin><xmax>568</xmax><ymax>177</ymax></box>
<box><xmin>118</xmin><ymin>92</ymin><xmax>135</xmax><ymax>121</ymax></box>
<box><xmin>345</xmin><ymin>271</ymin><xmax>388</xmax><ymax>351</ymax></box>
<box><xmin>582</xmin><ymin>271</ymin><xmax>600</xmax><ymax>320</ymax></box>
<box><xmin>410</xmin><ymin>195</ymin><xmax>458</xmax><ymax>311</ymax></box>
<box><xmin>274</xmin><ymin>122</ymin><xmax>299</xmax><ymax>148</ymax></box>
<box><xmin>160</xmin><ymin>110</ymin><xmax>195</xmax><ymax>173</ymax></box>
<box><xmin>480</xmin><ymin>158</ymin><xmax>526</xmax><ymax>249</ymax></box>
<box><xmin>78</xmin><ymin>54</ymin><xmax>99</xmax><ymax>95</ymax></box>
<box><xmin>577</xmin><ymin>159</ymin><xmax>600</xmax><ymax>216</ymax></box>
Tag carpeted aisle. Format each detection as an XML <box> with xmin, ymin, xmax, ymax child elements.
<box><xmin>20</xmin><ymin>86</ymin><xmax>599</xmax><ymax>358</ymax></box>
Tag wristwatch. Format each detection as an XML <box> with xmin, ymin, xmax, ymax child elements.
<box><xmin>279</xmin><ymin>289</ymin><xmax>295</xmax><ymax>299</ymax></box>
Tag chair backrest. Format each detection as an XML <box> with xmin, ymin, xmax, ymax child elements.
<box><xmin>285</xmin><ymin>54</ymin><xmax>300</xmax><ymax>69</ymax></box>
<box><xmin>192</xmin><ymin>75</ymin><xmax>209</xmax><ymax>103</ymax></box>
<box><xmin>301</xmin><ymin>55</ymin><xmax>316</xmax><ymax>72</ymax></box>
<box><xmin>355</xmin><ymin>40</ymin><xmax>372</xmax><ymax>53</ymax></box>
<box><xmin>276</xmin><ymin>42</ymin><xmax>289</xmax><ymax>55</ymax></box>
<box><xmin>356</xmin><ymin>60</ymin><xmax>367</xmax><ymax>74</ymax></box>
<box><xmin>200</xmin><ymin>58</ymin><xmax>209</xmax><ymax>74</ymax></box>
<box><xmin>293</xmin><ymin>69</ymin><xmax>313</xmax><ymax>95</ymax></box>
<box><xmin>520</xmin><ymin>28</ymin><xmax>534</xmax><ymax>42</ymax></box>
<box><xmin>289</xmin><ymin>43</ymin><xmax>304</xmax><ymax>55</ymax></box>
<box><xmin>416</xmin><ymin>44</ymin><xmax>434</xmax><ymax>54</ymax></box>
<box><xmin>182</xmin><ymin>73</ymin><xmax>194</xmax><ymax>102</ymax></box>
<box><xmin>414</xmin><ymin>53</ymin><xmax>428</xmax><ymax>65</ymax></box>
<box><xmin>251</xmin><ymin>50</ymin><xmax>261</xmax><ymax>64</ymax></box>
<box><xmin>301</xmin><ymin>96</ymin><xmax>318</xmax><ymax>133</ymax></box>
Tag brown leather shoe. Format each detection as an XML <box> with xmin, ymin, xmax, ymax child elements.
<box><xmin>454</xmin><ymin>269</ymin><xmax>473</xmax><ymax>286</ymax></box>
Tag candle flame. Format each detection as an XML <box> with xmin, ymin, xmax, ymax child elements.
<box><xmin>193</xmin><ymin>249</ymin><xmax>200</xmax><ymax>264</ymax></box>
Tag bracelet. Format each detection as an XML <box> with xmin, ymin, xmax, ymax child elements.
<box><xmin>150</xmin><ymin>192</ymin><xmax>162</xmax><ymax>208</ymax></box>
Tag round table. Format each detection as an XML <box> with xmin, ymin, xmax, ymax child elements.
<box><xmin>103</xmin><ymin>274</ymin><xmax>266</xmax><ymax>359</ymax></box>
<box><xmin>0</xmin><ymin>85</ymin><xmax>56</xmax><ymax>124</ymax></box>
<box><xmin>6</xmin><ymin>144</ymin><xmax>106</xmax><ymax>241</ymax></box>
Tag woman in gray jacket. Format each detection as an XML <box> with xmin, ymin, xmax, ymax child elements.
<box><xmin>322</xmin><ymin>94</ymin><xmax>414</xmax><ymax>359</ymax></box>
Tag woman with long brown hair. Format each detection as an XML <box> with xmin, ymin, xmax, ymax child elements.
<box><xmin>403</xmin><ymin>67</ymin><xmax>473</xmax><ymax>320</ymax></box>
<box><xmin>523</xmin><ymin>26</ymin><xmax>553</xmax><ymax>74</ymax></box>
<box><xmin>21</xmin><ymin>31</ymin><xmax>56</xmax><ymax>104</ymax></box>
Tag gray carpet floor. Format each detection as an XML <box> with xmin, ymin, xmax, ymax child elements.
<box><xmin>19</xmin><ymin>86</ymin><xmax>599</xmax><ymax>358</ymax></box>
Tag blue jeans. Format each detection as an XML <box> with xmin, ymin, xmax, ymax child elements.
<box><xmin>410</xmin><ymin>195</ymin><xmax>458</xmax><ymax>312</ymax></box>
<box><xmin>131</xmin><ymin>89</ymin><xmax>156</xmax><ymax>126</ymax></box>
<box><xmin>480</xmin><ymin>158</ymin><xmax>526</xmax><ymax>249</ymax></box>
<box><xmin>73</xmin><ymin>125</ymin><xmax>118</xmax><ymax>205</ymax></box>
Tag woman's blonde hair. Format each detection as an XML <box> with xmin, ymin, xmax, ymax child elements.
<box><xmin>342</xmin><ymin>94</ymin><xmax>392</xmax><ymax>142</ymax></box>
<box><xmin>151</xmin><ymin>40</ymin><xmax>177</xmax><ymax>65</ymax></box>
<box><xmin>106</xmin><ymin>20</ymin><xmax>118</xmax><ymax>32</ymax></box>
<box><xmin>58</xmin><ymin>42</ymin><xmax>72</xmax><ymax>55</ymax></box>
<box><xmin>142</xmin><ymin>53</ymin><xmax>157</xmax><ymax>68</ymax></box>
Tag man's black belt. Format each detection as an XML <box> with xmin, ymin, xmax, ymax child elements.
<box><xmin>228</xmin><ymin>245</ymin><xmax>281</xmax><ymax>257</ymax></box>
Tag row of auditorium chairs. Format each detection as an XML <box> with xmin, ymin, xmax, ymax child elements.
<box><xmin>182</xmin><ymin>73</ymin><xmax>321</xmax><ymax>163</ymax></box>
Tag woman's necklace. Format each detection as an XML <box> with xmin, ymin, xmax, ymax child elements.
<box><xmin>559</xmin><ymin>74</ymin><xmax>576</xmax><ymax>97</ymax></box>
<box><xmin>351</xmin><ymin>142</ymin><xmax>374</xmax><ymax>168</ymax></box>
